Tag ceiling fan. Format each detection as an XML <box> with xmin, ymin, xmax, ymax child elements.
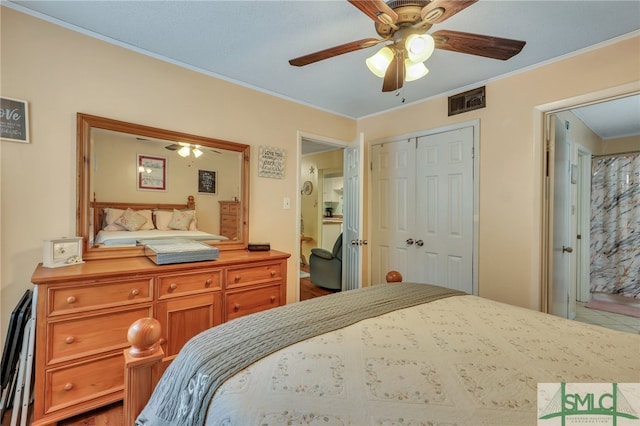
<box><xmin>289</xmin><ymin>0</ymin><xmax>526</xmax><ymax>92</ymax></box>
<box><xmin>165</xmin><ymin>143</ymin><xmax>221</xmax><ymax>157</ymax></box>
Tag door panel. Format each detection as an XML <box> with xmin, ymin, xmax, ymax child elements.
<box><xmin>370</xmin><ymin>139</ymin><xmax>415</xmax><ymax>283</ymax></box>
<box><xmin>343</xmin><ymin>133</ymin><xmax>364</xmax><ymax>291</ymax></box>
<box><xmin>550</xmin><ymin>115</ymin><xmax>572</xmax><ymax>318</ymax></box>
<box><xmin>416</xmin><ymin>127</ymin><xmax>473</xmax><ymax>293</ymax></box>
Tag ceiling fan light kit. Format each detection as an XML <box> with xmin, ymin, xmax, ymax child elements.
<box><xmin>171</xmin><ymin>142</ymin><xmax>203</xmax><ymax>158</ymax></box>
<box><xmin>289</xmin><ymin>0</ymin><xmax>526</xmax><ymax>93</ymax></box>
<box><xmin>367</xmin><ymin>32</ymin><xmax>434</xmax><ymax>84</ymax></box>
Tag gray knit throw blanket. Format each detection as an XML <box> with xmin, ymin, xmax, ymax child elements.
<box><xmin>136</xmin><ymin>282</ymin><xmax>464</xmax><ymax>426</ymax></box>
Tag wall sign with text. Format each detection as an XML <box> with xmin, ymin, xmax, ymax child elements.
<box><xmin>1</xmin><ymin>97</ymin><xmax>30</xmax><ymax>143</ymax></box>
<box><xmin>258</xmin><ymin>145</ymin><xmax>285</xmax><ymax>179</ymax></box>
<box><xmin>198</xmin><ymin>169</ymin><xmax>217</xmax><ymax>194</ymax></box>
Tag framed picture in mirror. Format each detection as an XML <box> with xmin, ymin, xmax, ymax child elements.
<box><xmin>198</xmin><ymin>169</ymin><xmax>217</xmax><ymax>194</ymax></box>
<box><xmin>137</xmin><ymin>154</ymin><xmax>167</xmax><ymax>191</ymax></box>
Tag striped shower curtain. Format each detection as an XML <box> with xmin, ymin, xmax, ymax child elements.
<box><xmin>590</xmin><ymin>152</ymin><xmax>640</xmax><ymax>299</ymax></box>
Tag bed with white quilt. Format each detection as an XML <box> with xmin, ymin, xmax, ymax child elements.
<box><xmin>128</xmin><ymin>282</ymin><xmax>640</xmax><ymax>426</ymax></box>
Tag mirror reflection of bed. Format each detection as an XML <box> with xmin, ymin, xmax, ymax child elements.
<box><xmin>76</xmin><ymin>114</ymin><xmax>251</xmax><ymax>260</ymax></box>
<box><xmin>91</xmin><ymin>195</ymin><xmax>231</xmax><ymax>248</ymax></box>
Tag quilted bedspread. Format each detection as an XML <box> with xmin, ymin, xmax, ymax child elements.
<box><xmin>204</xmin><ymin>294</ymin><xmax>639</xmax><ymax>425</ymax></box>
<box><xmin>137</xmin><ymin>283</ymin><xmax>464</xmax><ymax>425</ymax></box>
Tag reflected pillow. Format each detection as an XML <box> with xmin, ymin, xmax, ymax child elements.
<box><xmin>104</xmin><ymin>208</ymin><xmax>154</xmax><ymax>231</ymax></box>
<box><xmin>114</xmin><ymin>208</ymin><xmax>148</xmax><ymax>231</ymax></box>
<box><xmin>103</xmin><ymin>208</ymin><xmax>126</xmax><ymax>231</ymax></box>
<box><xmin>168</xmin><ymin>209</ymin><xmax>194</xmax><ymax>231</ymax></box>
<box><xmin>154</xmin><ymin>209</ymin><xmax>197</xmax><ymax>231</ymax></box>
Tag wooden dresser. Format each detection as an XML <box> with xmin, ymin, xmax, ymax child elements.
<box><xmin>219</xmin><ymin>200</ymin><xmax>241</xmax><ymax>240</ymax></box>
<box><xmin>30</xmin><ymin>249</ymin><xmax>290</xmax><ymax>426</ymax></box>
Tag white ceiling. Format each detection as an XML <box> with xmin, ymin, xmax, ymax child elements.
<box><xmin>5</xmin><ymin>0</ymin><xmax>640</xmax><ymax>138</ymax></box>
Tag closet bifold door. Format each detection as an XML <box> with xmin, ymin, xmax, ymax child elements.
<box><xmin>370</xmin><ymin>126</ymin><xmax>474</xmax><ymax>294</ymax></box>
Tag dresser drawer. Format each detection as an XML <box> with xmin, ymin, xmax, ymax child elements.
<box><xmin>45</xmin><ymin>353</ymin><xmax>123</xmax><ymax>414</ymax></box>
<box><xmin>48</xmin><ymin>278</ymin><xmax>152</xmax><ymax>316</ymax></box>
<box><xmin>220</xmin><ymin>215</ymin><xmax>237</xmax><ymax>227</ymax></box>
<box><xmin>226</xmin><ymin>284</ymin><xmax>281</xmax><ymax>320</ymax></box>
<box><xmin>158</xmin><ymin>270</ymin><xmax>221</xmax><ymax>299</ymax></box>
<box><xmin>48</xmin><ymin>306</ymin><xmax>152</xmax><ymax>365</ymax></box>
<box><xmin>220</xmin><ymin>203</ymin><xmax>239</xmax><ymax>214</ymax></box>
<box><xmin>226</xmin><ymin>262</ymin><xmax>282</xmax><ymax>288</ymax></box>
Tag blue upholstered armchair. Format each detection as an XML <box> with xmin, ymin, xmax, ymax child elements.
<box><xmin>309</xmin><ymin>233</ymin><xmax>343</xmax><ymax>291</ymax></box>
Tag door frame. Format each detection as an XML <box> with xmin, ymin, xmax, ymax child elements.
<box><xmin>536</xmin><ymin>82</ymin><xmax>639</xmax><ymax>313</ymax></box>
<box><xmin>367</xmin><ymin>119</ymin><xmax>480</xmax><ymax>294</ymax></box>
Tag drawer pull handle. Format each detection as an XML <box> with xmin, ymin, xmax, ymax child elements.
<box><xmin>234</xmin><ymin>275</ymin><xmax>241</xmax><ymax>282</ymax></box>
<box><xmin>270</xmin><ymin>296</ymin><xmax>276</xmax><ymax>303</ymax></box>
<box><xmin>66</xmin><ymin>296</ymin><xmax>77</xmax><ymax>304</ymax></box>
<box><xmin>169</xmin><ymin>283</ymin><xmax>178</xmax><ymax>291</ymax></box>
<box><xmin>65</xmin><ymin>336</ymin><xmax>75</xmax><ymax>344</ymax></box>
<box><xmin>130</xmin><ymin>288</ymin><xmax>140</xmax><ymax>296</ymax></box>
<box><xmin>64</xmin><ymin>383</ymin><xmax>73</xmax><ymax>391</ymax></box>
<box><xmin>270</xmin><ymin>270</ymin><xmax>276</xmax><ymax>277</ymax></box>
<box><xmin>233</xmin><ymin>303</ymin><xmax>240</xmax><ymax>311</ymax></box>
<box><xmin>205</xmin><ymin>279</ymin><xmax>213</xmax><ymax>286</ymax></box>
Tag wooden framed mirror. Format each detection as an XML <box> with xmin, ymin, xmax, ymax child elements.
<box><xmin>77</xmin><ymin>113</ymin><xmax>250</xmax><ymax>260</ymax></box>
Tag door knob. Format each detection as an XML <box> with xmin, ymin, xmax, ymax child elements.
<box><xmin>562</xmin><ymin>246</ymin><xmax>573</xmax><ymax>253</ymax></box>
<box><xmin>406</xmin><ymin>238</ymin><xmax>414</xmax><ymax>245</ymax></box>
<box><xmin>416</xmin><ymin>239</ymin><xmax>424</xmax><ymax>247</ymax></box>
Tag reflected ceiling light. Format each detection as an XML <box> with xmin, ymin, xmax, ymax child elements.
<box><xmin>177</xmin><ymin>145</ymin><xmax>191</xmax><ymax>157</ymax></box>
<box><xmin>174</xmin><ymin>142</ymin><xmax>203</xmax><ymax>158</ymax></box>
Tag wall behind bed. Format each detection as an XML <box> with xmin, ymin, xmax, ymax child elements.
<box><xmin>0</xmin><ymin>6</ymin><xmax>356</xmax><ymax>348</ymax></box>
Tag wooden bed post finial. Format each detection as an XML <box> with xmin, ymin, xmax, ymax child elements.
<box><xmin>127</xmin><ymin>317</ymin><xmax>161</xmax><ymax>358</ymax></box>
<box><xmin>385</xmin><ymin>270</ymin><xmax>403</xmax><ymax>283</ymax></box>
<box><xmin>124</xmin><ymin>318</ymin><xmax>164</xmax><ymax>425</ymax></box>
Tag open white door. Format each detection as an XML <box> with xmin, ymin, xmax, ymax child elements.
<box><xmin>343</xmin><ymin>133</ymin><xmax>364</xmax><ymax>291</ymax></box>
<box><xmin>548</xmin><ymin>114</ymin><xmax>573</xmax><ymax>318</ymax></box>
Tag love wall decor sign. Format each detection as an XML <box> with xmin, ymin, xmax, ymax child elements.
<box><xmin>1</xmin><ymin>97</ymin><xmax>30</xmax><ymax>144</ymax></box>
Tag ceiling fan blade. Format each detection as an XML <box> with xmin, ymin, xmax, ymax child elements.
<box><xmin>432</xmin><ymin>30</ymin><xmax>526</xmax><ymax>60</ymax></box>
<box><xmin>420</xmin><ymin>0</ymin><xmax>478</xmax><ymax>24</ymax></box>
<box><xmin>165</xmin><ymin>144</ymin><xmax>180</xmax><ymax>151</ymax></box>
<box><xmin>382</xmin><ymin>52</ymin><xmax>404</xmax><ymax>92</ymax></box>
<box><xmin>289</xmin><ymin>38</ymin><xmax>382</xmax><ymax>67</ymax></box>
<box><xmin>348</xmin><ymin>0</ymin><xmax>398</xmax><ymax>25</ymax></box>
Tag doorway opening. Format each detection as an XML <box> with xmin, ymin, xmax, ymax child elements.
<box><xmin>539</xmin><ymin>86</ymin><xmax>640</xmax><ymax>326</ymax></box>
<box><xmin>298</xmin><ymin>135</ymin><xmax>347</xmax><ymax>301</ymax></box>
